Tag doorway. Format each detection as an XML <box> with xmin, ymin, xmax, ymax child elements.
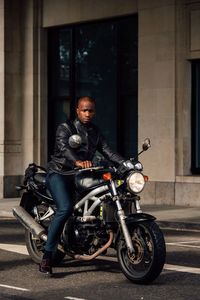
<box><xmin>48</xmin><ymin>15</ymin><xmax>138</xmax><ymax>159</ymax></box>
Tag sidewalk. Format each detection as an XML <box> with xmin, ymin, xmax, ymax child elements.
<box><xmin>144</xmin><ymin>205</ymin><xmax>200</xmax><ymax>231</ymax></box>
<box><xmin>0</xmin><ymin>198</ymin><xmax>200</xmax><ymax>231</ymax></box>
<box><xmin>0</xmin><ymin>198</ymin><xmax>20</xmax><ymax>219</ymax></box>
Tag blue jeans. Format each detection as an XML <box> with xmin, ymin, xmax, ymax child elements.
<box><xmin>45</xmin><ymin>172</ymin><xmax>73</xmax><ymax>252</ymax></box>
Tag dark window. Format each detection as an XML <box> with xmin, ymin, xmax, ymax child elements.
<box><xmin>48</xmin><ymin>15</ymin><xmax>138</xmax><ymax>160</ymax></box>
<box><xmin>191</xmin><ymin>60</ymin><xmax>200</xmax><ymax>173</ymax></box>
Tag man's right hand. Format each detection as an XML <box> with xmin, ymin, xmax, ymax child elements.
<box><xmin>75</xmin><ymin>160</ymin><xmax>93</xmax><ymax>169</ymax></box>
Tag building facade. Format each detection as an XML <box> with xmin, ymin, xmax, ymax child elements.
<box><xmin>1</xmin><ymin>0</ymin><xmax>200</xmax><ymax>206</ymax></box>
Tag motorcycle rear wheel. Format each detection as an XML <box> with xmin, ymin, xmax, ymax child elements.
<box><xmin>24</xmin><ymin>202</ymin><xmax>66</xmax><ymax>265</ymax></box>
<box><xmin>25</xmin><ymin>229</ymin><xmax>65</xmax><ymax>265</ymax></box>
<box><xmin>117</xmin><ymin>221</ymin><xmax>166</xmax><ymax>284</ymax></box>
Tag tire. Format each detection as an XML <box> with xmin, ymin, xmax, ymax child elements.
<box><xmin>24</xmin><ymin>203</ymin><xmax>66</xmax><ymax>265</ymax></box>
<box><xmin>25</xmin><ymin>229</ymin><xmax>65</xmax><ymax>265</ymax></box>
<box><xmin>117</xmin><ymin>221</ymin><xmax>166</xmax><ymax>284</ymax></box>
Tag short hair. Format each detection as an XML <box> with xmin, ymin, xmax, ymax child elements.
<box><xmin>76</xmin><ymin>96</ymin><xmax>95</xmax><ymax>108</ymax></box>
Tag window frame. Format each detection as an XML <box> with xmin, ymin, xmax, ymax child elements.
<box><xmin>191</xmin><ymin>59</ymin><xmax>200</xmax><ymax>174</ymax></box>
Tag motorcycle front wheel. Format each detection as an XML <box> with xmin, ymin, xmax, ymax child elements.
<box><xmin>117</xmin><ymin>221</ymin><xmax>166</xmax><ymax>284</ymax></box>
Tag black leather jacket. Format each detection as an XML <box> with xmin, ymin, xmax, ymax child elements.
<box><xmin>48</xmin><ymin>119</ymin><xmax>124</xmax><ymax>173</ymax></box>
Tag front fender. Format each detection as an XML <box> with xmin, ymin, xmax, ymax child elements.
<box><xmin>114</xmin><ymin>213</ymin><xmax>156</xmax><ymax>249</ymax></box>
<box><xmin>125</xmin><ymin>213</ymin><xmax>156</xmax><ymax>225</ymax></box>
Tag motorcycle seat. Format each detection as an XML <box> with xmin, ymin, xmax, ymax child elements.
<box><xmin>32</xmin><ymin>172</ymin><xmax>54</xmax><ymax>202</ymax></box>
<box><xmin>33</xmin><ymin>172</ymin><xmax>46</xmax><ymax>185</ymax></box>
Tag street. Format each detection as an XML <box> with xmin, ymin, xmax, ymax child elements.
<box><xmin>0</xmin><ymin>219</ymin><xmax>200</xmax><ymax>300</ymax></box>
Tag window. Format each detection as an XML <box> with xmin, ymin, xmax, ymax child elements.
<box><xmin>191</xmin><ymin>60</ymin><xmax>200</xmax><ymax>173</ymax></box>
<box><xmin>48</xmin><ymin>15</ymin><xmax>138</xmax><ymax>160</ymax></box>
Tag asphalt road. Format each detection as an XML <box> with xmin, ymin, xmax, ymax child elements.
<box><xmin>0</xmin><ymin>220</ymin><xmax>200</xmax><ymax>300</ymax></box>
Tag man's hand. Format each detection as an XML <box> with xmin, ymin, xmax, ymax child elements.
<box><xmin>75</xmin><ymin>160</ymin><xmax>93</xmax><ymax>169</ymax></box>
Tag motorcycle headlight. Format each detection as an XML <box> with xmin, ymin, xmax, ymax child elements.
<box><xmin>126</xmin><ymin>172</ymin><xmax>145</xmax><ymax>194</ymax></box>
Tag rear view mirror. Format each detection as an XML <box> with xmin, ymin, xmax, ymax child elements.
<box><xmin>142</xmin><ymin>138</ymin><xmax>151</xmax><ymax>151</ymax></box>
<box><xmin>69</xmin><ymin>134</ymin><xmax>82</xmax><ymax>148</ymax></box>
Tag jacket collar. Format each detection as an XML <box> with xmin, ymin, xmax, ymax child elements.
<box><xmin>74</xmin><ymin>118</ymin><xmax>93</xmax><ymax>131</ymax></box>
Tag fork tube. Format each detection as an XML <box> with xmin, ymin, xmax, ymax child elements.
<box><xmin>116</xmin><ymin>202</ymin><xmax>134</xmax><ymax>254</ymax></box>
<box><xmin>135</xmin><ymin>199</ymin><xmax>142</xmax><ymax>213</ymax></box>
<box><xmin>110</xmin><ymin>180</ymin><xmax>134</xmax><ymax>253</ymax></box>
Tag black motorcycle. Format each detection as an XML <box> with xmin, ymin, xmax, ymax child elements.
<box><xmin>13</xmin><ymin>137</ymin><xmax>166</xmax><ymax>284</ymax></box>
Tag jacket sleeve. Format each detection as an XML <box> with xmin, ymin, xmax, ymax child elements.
<box><xmin>97</xmin><ymin>132</ymin><xmax>124</xmax><ymax>166</ymax></box>
<box><xmin>55</xmin><ymin>124</ymin><xmax>79</xmax><ymax>168</ymax></box>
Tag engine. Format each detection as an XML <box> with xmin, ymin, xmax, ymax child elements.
<box><xmin>62</xmin><ymin>217</ymin><xmax>109</xmax><ymax>255</ymax></box>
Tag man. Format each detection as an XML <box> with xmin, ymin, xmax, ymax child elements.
<box><xmin>39</xmin><ymin>96</ymin><xmax>124</xmax><ymax>275</ymax></box>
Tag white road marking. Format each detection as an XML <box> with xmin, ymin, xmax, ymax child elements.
<box><xmin>0</xmin><ymin>245</ymin><xmax>30</xmax><ymax>292</ymax></box>
<box><xmin>0</xmin><ymin>243</ymin><xmax>200</xmax><ymax>275</ymax></box>
<box><xmin>64</xmin><ymin>297</ymin><xmax>87</xmax><ymax>300</ymax></box>
<box><xmin>166</xmin><ymin>240</ymin><xmax>200</xmax><ymax>249</ymax></box>
<box><xmin>164</xmin><ymin>264</ymin><xmax>200</xmax><ymax>274</ymax></box>
<box><xmin>97</xmin><ymin>256</ymin><xmax>200</xmax><ymax>275</ymax></box>
<box><xmin>167</xmin><ymin>244</ymin><xmax>200</xmax><ymax>249</ymax></box>
<box><xmin>166</xmin><ymin>240</ymin><xmax>200</xmax><ymax>244</ymax></box>
<box><xmin>0</xmin><ymin>243</ymin><xmax>28</xmax><ymax>255</ymax></box>
<box><xmin>0</xmin><ymin>284</ymin><xmax>30</xmax><ymax>291</ymax></box>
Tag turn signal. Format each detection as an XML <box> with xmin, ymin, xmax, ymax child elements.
<box><xmin>102</xmin><ymin>172</ymin><xmax>112</xmax><ymax>181</ymax></box>
<box><xmin>144</xmin><ymin>175</ymin><xmax>149</xmax><ymax>182</ymax></box>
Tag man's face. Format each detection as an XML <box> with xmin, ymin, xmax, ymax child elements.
<box><xmin>76</xmin><ymin>99</ymin><xmax>95</xmax><ymax>124</ymax></box>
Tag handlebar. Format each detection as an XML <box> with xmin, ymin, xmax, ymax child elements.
<box><xmin>56</xmin><ymin>165</ymin><xmax>114</xmax><ymax>176</ymax></box>
<box><xmin>27</xmin><ymin>163</ymin><xmax>114</xmax><ymax>177</ymax></box>
<box><xmin>75</xmin><ymin>166</ymin><xmax>105</xmax><ymax>172</ymax></box>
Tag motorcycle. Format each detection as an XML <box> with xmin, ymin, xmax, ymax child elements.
<box><xmin>13</xmin><ymin>137</ymin><xmax>166</xmax><ymax>284</ymax></box>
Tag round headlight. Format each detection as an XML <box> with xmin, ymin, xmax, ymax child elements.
<box><xmin>126</xmin><ymin>172</ymin><xmax>145</xmax><ymax>193</ymax></box>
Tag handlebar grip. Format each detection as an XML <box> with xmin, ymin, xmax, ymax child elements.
<box><xmin>77</xmin><ymin>166</ymin><xmax>104</xmax><ymax>171</ymax></box>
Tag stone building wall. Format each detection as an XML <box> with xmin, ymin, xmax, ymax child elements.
<box><xmin>0</xmin><ymin>0</ymin><xmax>200</xmax><ymax>205</ymax></box>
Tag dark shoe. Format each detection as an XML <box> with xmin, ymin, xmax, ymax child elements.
<box><xmin>39</xmin><ymin>258</ymin><xmax>52</xmax><ymax>275</ymax></box>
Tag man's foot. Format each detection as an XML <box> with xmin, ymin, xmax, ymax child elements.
<box><xmin>39</xmin><ymin>258</ymin><xmax>52</xmax><ymax>275</ymax></box>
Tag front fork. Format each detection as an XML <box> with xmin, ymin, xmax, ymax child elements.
<box><xmin>110</xmin><ymin>181</ymin><xmax>135</xmax><ymax>254</ymax></box>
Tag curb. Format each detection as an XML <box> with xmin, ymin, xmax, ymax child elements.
<box><xmin>0</xmin><ymin>214</ymin><xmax>199</xmax><ymax>232</ymax></box>
<box><xmin>157</xmin><ymin>221</ymin><xmax>200</xmax><ymax>232</ymax></box>
<box><xmin>0</xmin><ymin>213</ymin><xmax>13</xmax><ymax>218</ymax></box>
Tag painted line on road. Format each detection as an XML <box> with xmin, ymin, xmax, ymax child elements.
<box><xmin>0</xmin><ymin>243</ymin><xmax>28</xmax><ymax>255</ymax></box>
<box><xmin>64</xmin><ymin>297</ymin><xmax>87</xmax><ymax>300</ymax></box>
<box><xmin>0</xmin><ymin>284</ymin><xmax>30</xmax><ymax>292</ymax></box>
<box><xmin>166</xmin><ymin>240</ymin><xmax>200</xmax><ymax>249</ymax></box>
<box><xmin>164</xmin><ymin>264</ymin><xmax>200</xmax><ymax>274</ymax></box>
<box><xmin>1</xmin><ymin>243</ymin><xmax>200</xmax><ymax>275</ymax></box>
<box><xmin>166</xmin><ymin>240</ymin><xmax>200</xmax><ymax>244</ymax></box>
<box><xmin>0</xmin><ymin>245</ymin><xmax>30</xmax><ymax>293</ymax></box>
<box><xmin>2</xmin><ymin>241</ymin><xmax>198</xmax><ymax>253</ymax></box>
<box><xmin>97</xmin><ymin>256</ymin><xmax>200</xmax><ymax>275</ymax></box>
<box><xmin>167</xmin><ymin>244</ymin><xmax>200</xmax><ymax>249</ymax></box>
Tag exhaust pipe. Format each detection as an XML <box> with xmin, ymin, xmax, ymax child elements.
<box><xmin>73</xmin><ymin>230</ymin><xmax>114</xmax><ymax>261</ymax></box>
<box><xmin>13</xmin><ymin>206</ymin><xmax>65</xmax><ymax>253</ymax></box>
<box><xmin>12</xmin><ymin>206</ymin><xmax>47</xmax><ymax>241</ymax></box>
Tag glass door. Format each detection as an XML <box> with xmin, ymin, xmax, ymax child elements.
<box><xmin>48</xmin><ymin>15</ymin><xmax>138</xmax><ymax>159</ymax></box>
